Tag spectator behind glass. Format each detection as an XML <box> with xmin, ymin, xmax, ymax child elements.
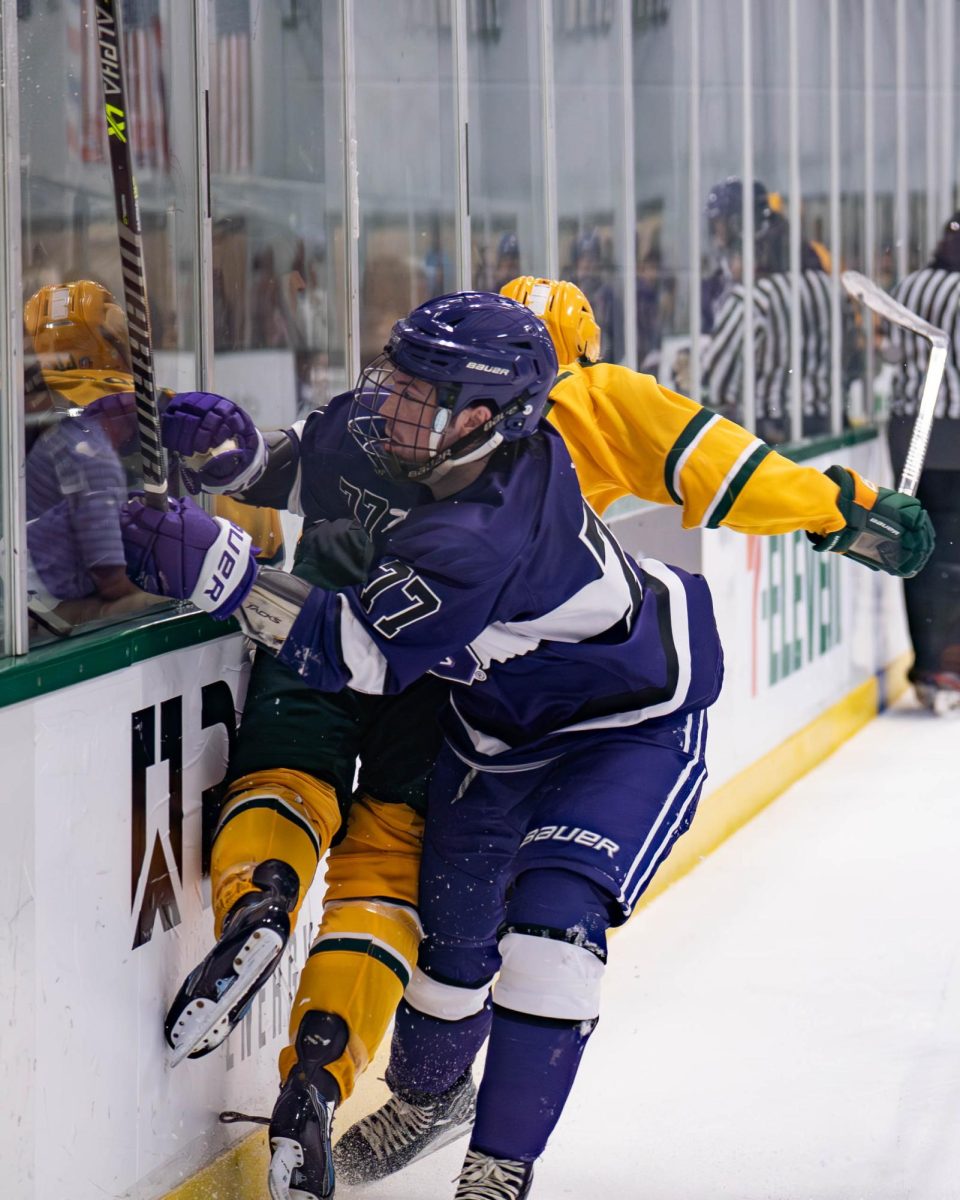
<box><xmin>886</xmin><ymin>212</ymin><xmax>960</xmax><ymax>714</ymax></box>
<box><xmin>491</xmin><ymin>231</ymin><xmax>522</xmax><ymax>295</ymax></box>
<box><xmin>568</xmin><ymin>228</ymin><xmax>623</xmax><ymax>364</ymax></box>
<box><xmin>635</xmin><ymin>244</ymin><xmax>667</xmax><ymax>370</ymax></box>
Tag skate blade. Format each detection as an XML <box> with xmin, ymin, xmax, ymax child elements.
<box><xmin>168</xmin><ymin>928</ymin><xmax>284</xmax><ymax>1066</ymax></box>
<box><xmin>268</xmin><ymin>1137</ymin><xmax>324</xmax><ymax>1200</ymax></box>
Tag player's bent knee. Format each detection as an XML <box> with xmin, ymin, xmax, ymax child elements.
<box><xmin>404</xmin><ymin>967</ymin><xmax>491</xmax><ymax>1022</ymax></box>
<box><xmin>493</xmin><ymin>929</ymin><xmax>605</xmax><ymax>1021</ymax></box>
<box><xmin>211</xmin><ymin>770</ymin><xmax>342</xmax><ymax>928</ymax></box>
<box><xmin>317</xmin><ymin>897</ymin><xmax>423</xmax><ymax>977</ymax></box>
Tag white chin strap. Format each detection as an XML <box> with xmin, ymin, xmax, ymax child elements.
<box><xmin>420</xmin><ymin>407</ymin><xmax>503</xmax><ymax>483</ymax></box>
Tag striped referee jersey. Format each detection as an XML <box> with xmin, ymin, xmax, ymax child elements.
<box><xmin>703</xmin><ymin>269</ymin><xmax>834</xmax><ymax>423</ymax></box>
<box><xmin>889</xmin><ymin>267</ymin><xmax>960</xmax><ymax>420</ymax></box>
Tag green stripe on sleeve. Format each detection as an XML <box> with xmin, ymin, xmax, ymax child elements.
<box><xmin>706</xmin><ymin>443</ymin><xmax>772</xmax><ymax>529</ymax></box>
<box><xmin>663</xmin><ymin>408</ymin><xmax>717</xmax><ymax>505</ymax></box>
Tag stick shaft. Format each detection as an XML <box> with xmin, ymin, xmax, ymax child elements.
<box><xmin>841</xmin><ymin>269</ymin><xmax>948</xmax><ymax>497</ymax></box>
<box><xmin>94</xmin><ymin>0</ymin><xmax>167</xmax><ymax>509</ymax></box>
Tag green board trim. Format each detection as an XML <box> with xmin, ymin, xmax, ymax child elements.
<box><xmin>0</xmin><ymin>609</ymin><xmax>238</xmax><ymax>710</ymax></box>
<box><xmin>779</xmin><ymin>423</ymin><xmax>878</xmax><ymax>463</ymax></box>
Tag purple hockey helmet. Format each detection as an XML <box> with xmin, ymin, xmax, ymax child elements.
<box><xmin>705</xmin><ymin>177</ymin><xmax>772</xmax><ymax>242</ymax></box>
<box><xmin>350</xmin><ymin>291</ymin><xmax>558</xmax><ymax>481</ymax></box>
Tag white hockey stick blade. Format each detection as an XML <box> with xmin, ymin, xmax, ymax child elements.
<box><xmin>841</xmin><ymin>269</ymin><xmax>949</xmax><ymax>497</ymax></box>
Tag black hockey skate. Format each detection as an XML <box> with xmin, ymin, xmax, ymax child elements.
<box><xmin>454</xmin><ymin>1149</ymin><xmax>534</xmax><ymax>1199</ymax></box>
<box><xmin>333</xmin><ymin>1068</ymin><xmax>477</xmax><ymax>1184</ymax></box>
<box><xmin>267</xmin><ymin>1011</ymin><xmax>348</xmax><ymax>1200</ymax></box>
<box><xmin>164</xmin><ymin>859</ymin><xmax>299</xmax><ymax>1065</ymax></box>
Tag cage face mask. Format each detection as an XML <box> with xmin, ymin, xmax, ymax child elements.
<box><xmin>349</xmin><ymin>291</ymin><xmax>557</xmax><ymax>482</ymax></box>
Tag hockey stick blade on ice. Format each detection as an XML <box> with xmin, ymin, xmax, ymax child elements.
<box><xmin>94</xmin><ymin>0</ymin><xmax>167</xmax><ymax>509</ymax></box>
<box><xmin>840</xmin><ymin>270</ymin><xmax>947</xmax><ymax>569</ymax></box>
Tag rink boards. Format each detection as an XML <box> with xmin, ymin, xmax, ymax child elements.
<box><xmin>0</xmin><ymin>436</ymin><xmax>910</xmax><ymax>1199</ymax></box>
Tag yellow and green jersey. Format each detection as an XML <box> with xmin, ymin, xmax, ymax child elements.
<box><xmin>547</xmin><ymin>360</ymin><xmax>847</xmax><ymax>538</ymax></box>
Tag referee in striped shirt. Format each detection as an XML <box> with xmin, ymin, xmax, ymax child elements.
<box><xmin>887</xmin><ymin>212</ymin><xmax>960</xmax><ymax>710</ymax></box>
<box><xmin>702</xmin><ymin>179</ymin><xmax>834</xmax><ymax>445</ymax></box>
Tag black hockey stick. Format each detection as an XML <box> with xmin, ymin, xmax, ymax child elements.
<box><xmin>94</xmin><ymin>0</ymin><xmax>168</xmax><ymax>509</ymax></box>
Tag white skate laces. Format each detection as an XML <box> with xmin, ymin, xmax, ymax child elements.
<box><xmin>454</xmin><ymin>1149</ymin><xmax>533</xmax><ymax>1199</ymax></box>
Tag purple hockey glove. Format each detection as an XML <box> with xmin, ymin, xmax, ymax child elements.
<box><xmin>120</xmin><ymin>494</ymin><xmax>258</xmax><ymax>618</ymax></box>
<box><xmin>161</xmin><ymin>391</ymin><xmax>265</xmax><ymax>495</ymax></box>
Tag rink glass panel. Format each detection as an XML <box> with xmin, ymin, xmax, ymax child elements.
<box><xmin>752</xmin><ymin>0</ymin><xmax>799</xmax><ymax>442</ymax></box>
<box><xmin>208</xmin><ymin>0</ymin><xmax>349</xmax><ymax>427</ymax></box>
<box><xmin>17</xmin><ymin>0</ymin><xmax>200</xmax><ymax>646</ymax></box>
<box><xmin>904</xmin><ymin>0</ymin><xmax>931</xmax><ymax>275</ymax></box>
<box><xmin>838</xmin><ymin>0</ymin><xmax>870</xmax><ymax>429</ymax></box>
<box><xmin>467</xmin><ymin>2</ymin><xmax>548</xmax><ymax>294</ymax></box>
<box><xmin>632</xmin><ymin>0</ymin><xmax>693</xmax><ymax>383</ymax></box>
<box><xmin>354</xmin><ymin>0</ymin><xmax>457</xmax><ymax>369</ymax></box>
<box><xmin>553</xmin><ymin>0</ymin><xmax>629</xmax><ymax>366</ymax></box>
<box><xmin>698</xmin><ymin>0</ymin><xmax>747</xmax><ymax>423</ymax></box>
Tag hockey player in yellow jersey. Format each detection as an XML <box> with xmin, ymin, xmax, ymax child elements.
<box><xmin>501</xmin><ymin>275</ymin><xmax>931</xmax><ymax>573</ymax></box>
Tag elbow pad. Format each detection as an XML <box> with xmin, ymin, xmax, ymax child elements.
<box><xmin>236</xmin><ymin>428</ymin><xmax>301</xmax><ymax>508</ymax></box>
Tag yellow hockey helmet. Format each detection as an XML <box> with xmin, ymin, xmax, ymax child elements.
<box><xmin>24</xmin><ymin>280</ymin><xmax>130</xmax><ymax>373</ymax></box>
<box><xmin>499</xmin><ymin>275</ymin><xmax>601</xmax><ymax>365</ymax></box>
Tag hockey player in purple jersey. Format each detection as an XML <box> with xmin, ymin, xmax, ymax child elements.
<box><xmin>119</xmin><ymin>291</ymin><xmax>723</xmax><ymax>1199</ymax></box>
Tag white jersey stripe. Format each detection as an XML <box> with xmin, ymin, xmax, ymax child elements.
<box><xmin>699</xmin><ymin>436</ymin><xmax>764</xmax><ymax>529</ymax></box>
<box><xmin>672</xmin><ymin>413</ymin><xmax>721</xmax><ymax>505</ymax></box>
<box><xmin>451</xmin><ymin>557</ymin><xmax>695</xmax><ymax>760</ymax></box>
<box><xmin>467</xmin><ymin>512</ymin><xmax>639</xmax><ymax>671</ymax></box>
<box><xmin>617</xmin><ymin>709</ymin><xmax>706</xmax><ymax>907</ymax></box>
<box><xmin>338</xmin><ymin>595</ymin><xmax>390</xmax><ymax>693</ymax></box>
<box><xmin>627</xmin><ymin>765</ymin><xmax>708</xmax><ymax>910</ymax></box>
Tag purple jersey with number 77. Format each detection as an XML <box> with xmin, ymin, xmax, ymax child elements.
<box><xmin>277</xmin><ymin>418</ymin><xmax>724</xmax><ymax>768</ymax></box>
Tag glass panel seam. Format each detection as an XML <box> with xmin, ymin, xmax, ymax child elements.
<box><xmin>829</xmin><ymin>0</ymin><xmax>843</xmax><ymax>435</ymax></box>
<box><xmin>1</xmin><ymin>2</ymin><xmax>26</xmax><ymax>656</ymax></box>
<box><xmin>540</xmin><ymin>0</ymin><xmax>558</xmax><ymax>279</ymax></box>
<box><xmin>742</xmin><ymin>0</ymin><xmax>756</xmax><ymax>432</ymax></box>
<box><xmin>789</xmin><ymin>0</ymin><xmax>803</xmax><ymax>444</ymax></box>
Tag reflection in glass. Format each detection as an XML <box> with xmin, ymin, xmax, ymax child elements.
<box><xmin>699</xmin><ymin>0</ymin><xmax>746</xmax><ymax>422</ymax></box>
<box><xmin>905</xmin><ymin>0</ymin><xmax>929</xmax><ymax>273</ymax></box>
<box><xmin>468</xmin><ymin>1</ymin><xmax>547</xmax><ymax>292</ymax></box>
<box><xmin>553</xmin><ymin>0</ymin><xmax>627</xmax><ymax>364</ymax></box>
<box><xmin>839</xmin><ymin>0</ymin><xmax>870</xmax><ymax>427</ymax></box>
<box><xmin>19</xmin><ymin>0</ymin><xmax>198</xmax><ymax>643</ymax></box>
<box><xmin>633</xmin><ymin>1</ymin><xmax>692</xmax><ymax>383</ymax></box>
<box><xmin>209</xmin><ymin>0</ymin><xmax>347</xmax><ymax>427</ymax></box>
<box><xmin>355</xmin><ymin>0</ymin><xmax>456</xmax><ymax>366</ymax></box>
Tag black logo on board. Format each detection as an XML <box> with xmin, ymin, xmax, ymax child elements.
<box><xmin>130</xmin><ymin>681</ymin><xmax>237</xmax><ymax>949</ymax></box>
